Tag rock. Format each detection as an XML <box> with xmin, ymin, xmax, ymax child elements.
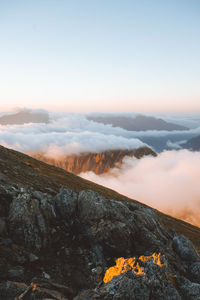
<box><xmin>75</xmin><ymin>259</ymin><xmax>181</xmax><ymax>300</ymax></box>
<box><xmin>32</xmin><ymin>190</ymin><xmax>46</xmax><ymax>200</ymax></box>
<box><xmin>55</xmin><ymin>188</ymin><xmax>77</xmax><ymax>219</ymax></box>
<box><xmin>172</xmin><ymin>234</ymin><xmax>200</xmax><ymax>262</ymax></box>
<box><xmin>28</xmin><ymin>252</ymin><xmax>39</xmax><ymax>262</ymax></box>
<box><xmin>8</xmin><ymin>190</ymin><xmax>56</xmax><ymax>249</ymax></box>
<box><xmin>0</xmin><ymin>241</ymin><xmax>26</xmax><ymax>280</ymax></box>
<box><xmin>189</xmin><ymin>262</ymin><xmax>200</xmax><ymax>283</ymax></box>
<box><xmin>64</xmin><ymin>248</ymin><xmax>71</xmax><ymax>256</ymax></box>
<box><xmin>0</xmin><ymin>280</ymin><xmax>68</xmax><ymax>300</ymax></box>
<box><xmin>1</xmin><ymin>186</ymin><xmax>200</xmax><ymax>299</ymax></box>
<box><xmin>35</xmin><ymin>286</ymin><xmax>68</xmax><ymax>300</ymax></box>
<box><xmin>0</xmin><ymin>218</ymin><xmax>6</xmax><ymax>235</ymax></box>
<box><xmin>0</xmin><ymin>281</ymin><xmax>27</xmax><ymax>300</ymax></box>
<box><xmin>77</xmin><ymin>190</ymin><xmax>136</xmax><ymax>256</ymax></box>
<box><xmin>8</xmin><ymin>266</ymin><xmax>24</xmax><ymax>279</ymax></box>
<box><xmin>0</xmin><ymin>185</ymin><xmax>13</xmax><ymax>217</ymax></box>
<box><xmin>176</xmin><ymin>275</ymin><xmax>200</xmax><ymax>299</ymax></box>
<box><xmin>77</xmin><ymin>190</ymin><xmax>171</xmax><ymax>258</ymax></box>
<box><xmin>43</xmin><ymin>272</ymin><xmax>51</xmax><ymax>280</ymax></box>
<box><xmin>91</xmin><ymin>266</ymin><xmax>102</xmax><ymax>275</ymax></box>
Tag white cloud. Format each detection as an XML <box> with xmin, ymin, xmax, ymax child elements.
<box><xmin>166</xmin><ymin>140</ymin><xmax>182</xmax><ymax>149</ymax></box>
<box><xmin>0</xmin><ymin>113</ymin><xmax>147</xmax><ymax>156</ymax></box>
<box><xmin>81</xmin><ymin>150</ymin><xmax>200</xmax><ymax>227</ymax></box>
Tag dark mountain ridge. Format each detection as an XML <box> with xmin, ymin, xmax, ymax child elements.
<box><xmin>87</xmin><ymin>115</ymin><xmax>188</xmax><ymax>131</ymax></box>
<box><xmin>181</xmin><ymin>135</ymin><xmax>200</xmax><ymax>151</ymax></box>
<box><xmin>0</xmin><ymin>145</ymin><xmax>200</xmax><ymax>299</ymax></box>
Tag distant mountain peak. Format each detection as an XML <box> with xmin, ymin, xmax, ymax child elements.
<box><xmin>0</xmin><ymin>110</ymin><xmax>49</xmax><ymax>125</ymax></box>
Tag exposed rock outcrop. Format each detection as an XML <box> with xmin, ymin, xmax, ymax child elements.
<box><xmin>0</xmin><ymin>183</ymin><xmax>200</xmax><ymax>299</ymax></box>
<box><xmin>0</xmin><ymin>145</ymin><xmax>200</xmax><ymax>299</ymax></box>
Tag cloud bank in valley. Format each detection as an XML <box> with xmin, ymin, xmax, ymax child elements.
<box><xmin>81</xmin><ymin>150</ymin><xmax>200</xmax><ymax>226</ymax></box>
<box><xmin>0</xmin><ymin>110</ymin><xmax>200</xmax><ymax>156</ymax></box>
<box><xmin>0</xmin><ymin>113</ymin><xmax>147</xmax><ymax>157</ymax></box>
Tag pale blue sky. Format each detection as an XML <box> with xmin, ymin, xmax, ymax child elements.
<box><xmin>0</xmin><ymin>0</ymin><xmax>200</xmax><ymax>112</ymax></box>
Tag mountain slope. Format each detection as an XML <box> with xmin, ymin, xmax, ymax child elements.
<box><xmin>87</xmin><ymin>115</ymin><xmax>188</xmax><ymax>131</ymax></box>
<box><xmin>181</xmin><ymin>135</ymin><xmax>200</xmax><ymax>151</ymax></box>
<box><xmin>0</xmin><ymin>145</ymin><xmax>199</xmax><ymax>248</ymax></box>
<box><xmin>30</xmin><ymin>147</ymin><xmax>156</xmax><ymax>175</ymax></box>
<box><xmin>0</xmin><ymin>145</ymin><xmax>200</xmax><ymax>299</ymax></box>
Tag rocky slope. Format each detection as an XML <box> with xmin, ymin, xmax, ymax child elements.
<box><xmin>0</xmin><ymin>145</ymin><xmax>200</xmax><ymax>299</ymax></box>
<box><xmin>30</xmin><ymin>147</ymin><xmax>156</xmax><ymax>175</ymax></box>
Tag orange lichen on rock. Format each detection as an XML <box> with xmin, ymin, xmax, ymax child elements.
<box><xmin>103</xmin><ymin>253</ymin><xmax>163</xmax><ymax>283</ymax></box>
<box><xmin>139</xmin><ymin>252</ymin><xmax>163</xmax><ymax>267</ymax></box>
<box><xmin>31</xmin><ymin>282</ymin><xmax>37</xmax><ymax>291</ymax></box>
<box><xmin>103</xmin><ymin>256</ymin><xmax>145</xmax><ymax>283</ymax></box>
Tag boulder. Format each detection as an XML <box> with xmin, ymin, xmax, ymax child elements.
<box><xmin>172</xmin><ymin>234</ymin><xmax>200</xmax><ymax>262</ymax></box>
<box><xmin>75</xmin><ymin>259</ymin><xmax>181</xmax><ymax>300</ymax></box>
<box><xmin>8</xmin><ymin>191</ymin><xmax>56</xmax><ymax>249</ymax></box>
<box><xmin>0</xmin><ymin>218</ymin><xmax>6</xmax><ymax>235</ymax></box>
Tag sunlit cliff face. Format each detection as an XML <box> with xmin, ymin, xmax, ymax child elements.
<box><xmin>103</xmin><ymin>253</ymin><xmax>163</xmax><ymax>283</ymax></box>
<box><xmin>29</xmin><ymin>147</ymin><xmax>156</xmax><ymax>175</ymax></box>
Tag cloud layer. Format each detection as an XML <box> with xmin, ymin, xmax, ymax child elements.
<box><xmin>1</xmin><ymin>111</ymin><xmax>200</xmax><ymax>156</ymax></box>
<box><xmin>0</xmin><ymin>113</ymin><xmax>147</xmax><ymax>156</ymax></box>
<box><xmin>0</xmin><ymin>110</ymin><xmax>200</xmax><ymax>227</ymax></box>
<box><xmin>81</xmin><ymin>150</ymin><xmax>200</xmax><ymax>227</ymax></box>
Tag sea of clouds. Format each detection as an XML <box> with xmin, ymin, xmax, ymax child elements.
<box><xmin>0</xmin><ymin>110</ymin><xmax>200</xmax><ymax>155</ymax></box>
<box><xmin>0</xmin><ymin>109</ymin><xmax>200</xmax><ymax>226</ymax></box>
<box><xmin>0</xmin><ymin>112</ymin><xmax>147</xmax><ymax>156</ymax></box>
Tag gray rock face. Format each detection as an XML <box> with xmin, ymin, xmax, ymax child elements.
<box><xmin>176</xmin><ymin>276</ymin><xmax>200</xmax><ymax>300</ymax></box>
<box><xmin>8</xmin><ymin>266</ymin><xmax>24</xmax><ymax>279</ymax></box>
<box><xmin>0</xmin><ymin>281</ymin><xmax>27</xmax><ymax>299</ymax></box>
<box><xmin>189</xmin><ymin>262</ymin><xmax>200</xmax><ymax>284</ymax></box>
<box><xmin>0</xmin><ymin>218</ymin><xmax>6</xmax><ymax>235</ymax></box>
<box><xmin>0</xmin><ymin>185</ymin><xmax>13</xmax><ymax>217</ymax></box>
<box><xmin>172</xmin><ymin>234</ymin><xmax>200</xmax><ymax>262</ymax></box>
<box><xmin>75</xmin><ymin>260</ymin><xmax>182</xmax><ymax>300</ymax></box>
<box><xmin>28</xmin><ymin>252</ymin><xmax>39</xmax><ymax>262</ymax></box>
<box><xmin>78</xmin><ymin>190</ymin><xmax>136</xmax><ymax>256</ymax></box>
<box><xmin>8</xmin><ymin>191</ymin><xmax>56</xmax><ymax>249</ymax></box>
<box><xmin>55</xmin><ymin>188</ymin><xmax>77</xmax><ymax>219</ymax></box>
<box><xmin>0</xmin><ymin>186</ymin><xmax>200</xmax><ymax>299</ymax></box>
<box><xmin>77</xmin><ymin>191</ymin><xmax>171</xmax><ymax>258</ymax></box>
<box><xmin>0</xmin><ymin>280</ymin><xmax>69</xmax><ymax>300</ymax></box>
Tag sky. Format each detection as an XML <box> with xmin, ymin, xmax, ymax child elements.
<box><xmin>0</xmin><ymin>0</ymin><xmax>200</xmax><ymax>112</ymax></box>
